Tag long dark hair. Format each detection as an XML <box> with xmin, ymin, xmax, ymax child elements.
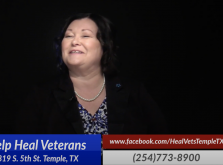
<box><xmin>54</xmin><ymin>13</ymin><xmax>119</xmax><ymax>75</ymax></box>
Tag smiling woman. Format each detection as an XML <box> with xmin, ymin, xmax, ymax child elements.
<box><xmin>62</xmin><ymin>18</ymin><xmax>103</xmax><ymax>72</ymax></box>
<box><xmin>16</xmin><ymin>13</ymin><xmax>168</xmax><ymax>134</ymax></box>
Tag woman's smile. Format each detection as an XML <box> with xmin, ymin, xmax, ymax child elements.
<box><xmin>69</xmin><ymin>50</ymin><xmax>84</xmax><ymax>55</ymax></box>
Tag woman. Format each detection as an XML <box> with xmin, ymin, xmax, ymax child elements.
<box><xmin>16</xmin><ymin>13</ymin><xmax>168</xmax><ymax>134</ymax></box>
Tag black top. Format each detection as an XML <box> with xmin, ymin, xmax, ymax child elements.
<box><xmin>16</xmin><ymin>73</ymin><xmax>168</xmax><ymax>134</ymax></box>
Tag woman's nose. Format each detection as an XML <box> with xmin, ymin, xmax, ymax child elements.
<box><xmin>71</xmin><ymin>37</ymin><xmax>81</xmax><ymax>46</ymax></box>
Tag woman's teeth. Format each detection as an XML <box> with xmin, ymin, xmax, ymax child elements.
<box><xmin>71</xmin><ymin>51</ymin><xmax>83</xmax><ymax>53</ymax></box>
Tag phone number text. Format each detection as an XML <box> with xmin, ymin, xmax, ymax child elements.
<box><xmin>133</xmin><ymin>153</ymin><xmax>200</xmax><ymax>163</ymax></box>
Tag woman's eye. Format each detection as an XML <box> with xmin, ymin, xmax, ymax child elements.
<box><xmin>65</xmin><ymin>35</ymin><xmax>72</xmax><ymax>38</ymax></box>
<box><xmin>83</xmin><ymin>36</ymin><xmax>89</xmax><ymax>37</ymax></box>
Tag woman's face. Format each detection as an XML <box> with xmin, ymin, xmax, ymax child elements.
<box><xmin>61</xmin><ymin>18</ymin><xmax>103</xmax><ymax>71</ymax></box>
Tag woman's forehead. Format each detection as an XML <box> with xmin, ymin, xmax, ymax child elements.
<box><xmin>66</xmin><ymin>18</ymin><xmax>98</xmax><ymax>33</ymax></box>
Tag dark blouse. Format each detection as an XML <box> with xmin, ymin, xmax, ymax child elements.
<box><xmin>78</xmin><ymin>97</ymin><xmax>108</xmax><ymax>135</ymax></box>
<box><xmin>78</xmin><ymin>97</ymin><xmax>108</xmax><ymax>154</ymax></box>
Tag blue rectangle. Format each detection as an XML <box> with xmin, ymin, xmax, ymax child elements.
<box><xmin>0</xmin><ymin>135</ymin><xmax>101</xmax><ymax>164</ymax></box>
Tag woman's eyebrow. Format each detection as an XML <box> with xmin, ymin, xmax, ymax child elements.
<box><xmin>82</xmin><ymin>29</ymin><xmax>94</xmax><ymax>33</ymax></box>
<box><xmin>66</xmin><ymin>29</ymin><xmax>94</xmax><ymax>33</ymax></box>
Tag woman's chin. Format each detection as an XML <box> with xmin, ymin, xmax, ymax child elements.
<box><xmin>67</xmin><ymin>61</ymin><xmax>84</xmax><ymax>68</ymax></box>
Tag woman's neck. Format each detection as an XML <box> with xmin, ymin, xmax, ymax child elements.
<box><xmin>69</xmin><ymin>69</ymin><xmax>104</xmax><ymax>91</ymax></box>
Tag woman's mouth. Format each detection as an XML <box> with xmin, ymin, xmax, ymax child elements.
<box><xmin>69</xmin><ymin>50</ymin><xmax>84</xmax><ymax>54</ymax></box>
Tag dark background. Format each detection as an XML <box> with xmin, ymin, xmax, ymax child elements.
<box><xmin>1</xmin><ymin>0</ymin><xmax>222</xmax><ymax>134</ymax></box>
